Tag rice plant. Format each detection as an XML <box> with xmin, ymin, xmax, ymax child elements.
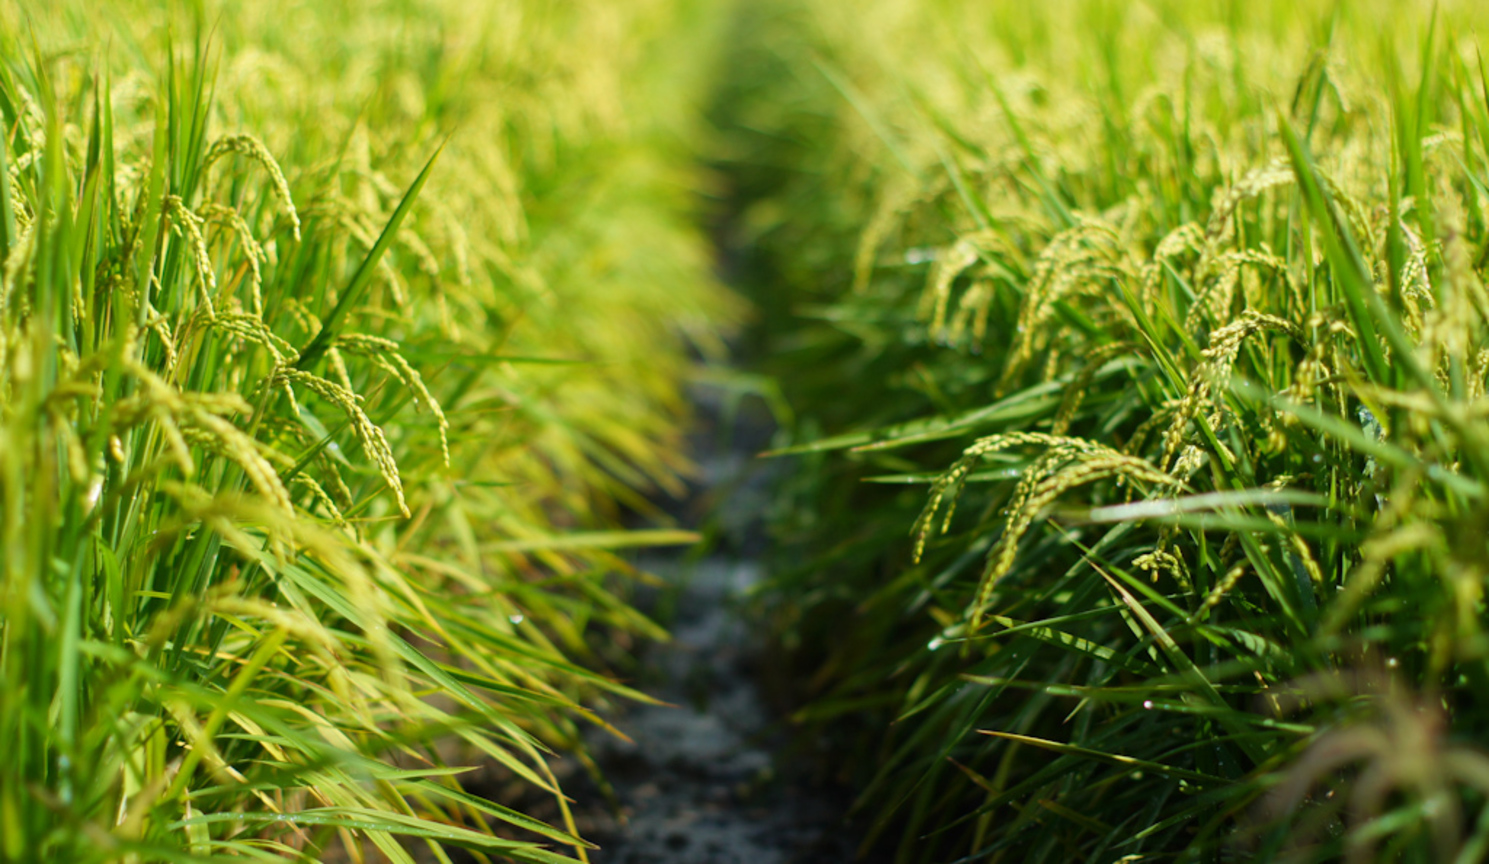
<box><xmin>0</xmin><ymin>1</ymin><xmax>734</xmax><ymax>860</ymax></box>
<box><xmin>719</xmin><ymin>0</ymin><xmax>1489</xmax><ymax>860</ymax></box>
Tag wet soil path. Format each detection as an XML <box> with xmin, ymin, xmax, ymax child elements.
<box><xmin>574</xmin><ymin>391</ymin><xmax>858</xmax><ymax>864</ymax></box>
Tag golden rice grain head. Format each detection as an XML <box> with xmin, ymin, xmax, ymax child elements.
<box><xmin>1132</xmin><ymin>548</ymin><xmax>1190</xmax><ymax>588</ymax></box>
<box><xmin>997</xmin><ymin>216</ymin><xmax>1128</xmax><ymax>393</ymax></box>
<box><xmin>280</xmin><ymin>296</ymin><xmax>325</xmax><ymax>343</ymax></box>
<box><xmin>179</xmin><ymin>412</ymin><xmax>293</xmax><ymax>515</ymax></box>
<box><xmin>2</xmin><ymin>221</ymin><xmax>37</xmax><ymax>315</ymax></box>
<box><xmin>204</xmin><ymin>134</ymin><xmax>302</xmax><ymax>241</ymax></box>
<box><xmin>922</xmin><ymin>237</ymin><xmax>981</xmax><ymax>337</ymax></box>
<box><xmin>1184</xmin><ymin>246</ymin><xmax>1293</xmax><ymax>330</ymax></box>
<box><xmin>970</xmin><ymin>452</ymin><xmax>1177</xmax><ymax>629</ymax></box>
<box><xmin>1159</xmin><ymin>311</ymin><xmax>1302</xmax><ymax>471</ymax></box>
<box><xmin>327</xmin><ymin>346</ymin><xmax>355</xmax><ymax>392</ymax></box>
<box><xmin>137</xmin><ymin>305</ymin><xmax>181</xmax><ymax>373</ymax></box>
<box><xmin>334</xmin><ymin>333</ymin><xmax>450</xmax><ymax>468</ymax></box>
<box><xmin>201</xmin><ymin>203</ymin><xmax>268</xmax><ymax>315</ymax></box>
<box><xmin>1141</xmin><ymin>222</ymin><xmax>1204</xmax><ymax>309</ymax></box>
<box><xmin>163</xmin><ymin>196</ymin><xmax>218</xmax><ymax>319</ymax></box>
<box><xmin>1205</xmin><ymin>158</ymin><xmax>1293</xmax><ymax>241</ymax></box>
<box><xmin>947</xmin><ymin>278</ymin><xmax>994</xmax><ymax>348</ymax></box>
<box><xmin>292</xmin><ymin>475</ymin><xmax>350</xmax><ymax>529</ymax></box>
<box><xmin>270</xmin><ymin>367</ymin><xmax>409</xmax><ymax>518</ymax></box>
<box><xmin>210</xmin><ymin>313</ymin><xmax>298</xmax><ymax>363</ymax></box>
<box><xmin>913</xmin><ymin>432</ymin><xmax>1103</xmax><ymax>563</ymax></box>
<box><xmin>259</xmin><ymin>415</ymin><xmax>357</xmax><ymax>512</ymax></box>
<box><xmin>1201</xmin><ymin>560</ymin><xmax>1250</xmax><ymax>612</ymax></box>
<box><xmin>1280</xmin><ymin>316</ymin><xmax>1352</xmax><ymax>410</ymax></box>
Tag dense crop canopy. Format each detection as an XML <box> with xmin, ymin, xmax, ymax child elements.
<box><xmin>718</xmin><ymin>0</ymin><xmax>1489</xmax><ymax>860</ymax></box>
<box><xmin>0</xmin><ymin>1</ymin><xmax>734</xmax><ymax>861</ymax></box>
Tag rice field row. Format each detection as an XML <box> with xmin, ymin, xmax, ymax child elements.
<box><xmin>717</xmin><ymin>0</ymin><xmax>1489</xmax><ymax>860</ymax></box>
<box><xmin>0</xmin><ymin>1</ymin><xmax>735</xmax><ymax>861</ymax></box>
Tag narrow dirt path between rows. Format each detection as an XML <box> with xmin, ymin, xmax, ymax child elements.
<box><xmin>573</xmin><ymin>389</ymin><xmax>858</xmax><ymax>864</ymax></box>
